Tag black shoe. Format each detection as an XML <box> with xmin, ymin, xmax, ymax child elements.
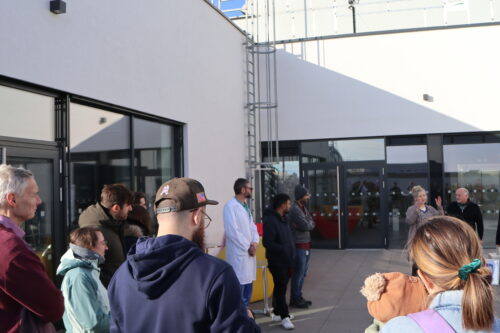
<box><xmin>300</xmin><ymin>296</ymin><xmax>312</xmax><ymax>306</ymax></box>
<box><xmin>289</xmin><ymin>298</ymin><xmax>309</xmax><ymax>308</ymax></box>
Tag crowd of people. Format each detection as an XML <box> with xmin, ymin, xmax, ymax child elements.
<box><xmin>1</xmin><ymin>162</ymin><xmax>500</xmax><ymax>332</ymax></box>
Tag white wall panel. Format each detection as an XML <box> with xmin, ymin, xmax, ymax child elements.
<box><xmin>0</xmin><ymin>0</ymin><xmax>247</xmax><ymax>248</ymax></box>
<box><xmin>270</xmin><ymin>25</ymin><xmax>500</xmax><ymax>141</ymax></box>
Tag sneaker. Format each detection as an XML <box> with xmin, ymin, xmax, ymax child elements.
<box><xmin>289</xmin><ymin>298</ymin><xmax>309</xmax><ymax>308</ymax></box>
<box><xmin>300</xmin><ymin>296</ymin><xmax>312</xmax><ymax>306</ymax></box>
<box><xmin>272</xmin><ymin>313</ymin><xmax>294</xmax><ymax>322</ymax></box>
<box><xmin>281</xmin><ymin>317</ymin><xmax>295</xmax><ymax>330</ymax></box>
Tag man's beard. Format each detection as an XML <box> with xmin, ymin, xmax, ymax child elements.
<box><xmin>192</xmin><ymin>223</ymin><xmax>205</xmax><ymax>249</ymax></box>
<box><xmin>245</xmin><ymin>192</ymin><xmax>252</xmax><ymax>199</ymax></box>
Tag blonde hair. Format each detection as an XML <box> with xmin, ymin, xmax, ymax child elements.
<box><xmin>409</xmin><ymin>216</ymin><xmax>493</xmax><ymax>331</ymax></box>
<box><xmin>411</xmin><ymin>185</ymin><xmax>426</xmax><ymax>200</ymax></box>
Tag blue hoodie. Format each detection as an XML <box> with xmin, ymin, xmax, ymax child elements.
<box><xmin>108</xmin><ymin>234</ymin><xmax>261</xmax><ymax>333</ymax></box>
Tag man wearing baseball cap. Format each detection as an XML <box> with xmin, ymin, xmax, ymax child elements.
<box><xmin>108</xmin><ymin>178</ymin><xmax>260</xmax><ymax>333</ymax></box>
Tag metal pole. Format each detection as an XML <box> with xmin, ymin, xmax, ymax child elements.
<box><xmin>349</xmin><ymin>1</ymin><xmax>357</xmax><ymax>34</ymax></box>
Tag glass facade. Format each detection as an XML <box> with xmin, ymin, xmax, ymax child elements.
<box><xmin>386</xmin><ymin>145</ymin><xmax>429</xmax><ymax>248</ymax></box>
<box><xmin>133</xmin><ymin>118</ymin><xmax>177</xmax><ymax>230</ymax></box>
<box><xmin>0</xmin><ymin>85</ymin><xmax>54</xmax><ymax>141</ymax></box>
<box><xmin>444</xmin><ymin>142</ymin><xmax>500</xmax><ymax>248</ymax></box>
<box><xmin>69</xmin><ymin>103</ymin><xmax>131</xmax><ymax>223</ymax></box>
<box><xmin>263</xmin><ymin>135</ymin><xmax>500</xmax><ymax>249</ymax></box>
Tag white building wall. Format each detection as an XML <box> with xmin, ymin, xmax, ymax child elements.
<box><xmin>269</xmin><ymin>25</ymin><xmax>500</xmax><ymax>141</ymax></box>
<box><xmin>0</xmin><ymin>0</ymin><xmax>247</xmax><ymax>247</ymax></box>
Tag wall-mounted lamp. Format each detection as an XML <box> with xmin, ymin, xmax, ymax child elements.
<box><xmin>423</xmin><ymin>94</ymin><xmax>434</xmax><ymax>102</ymax></box>
<box><xmin>50</xmin><ymin>0</ymin><xmax>66</xmax><ymax>14</ymax></box>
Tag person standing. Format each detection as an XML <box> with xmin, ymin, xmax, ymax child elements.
<box><xmin>405</xmin><ymin>185</ymin><xmax>443</xmax><ymax>244</ymax></box>
<box><xmin>288</xmin><ymin>184</ymin><xmax>314</xmax><ymax>309</ymax></box>
<box><xmin>108</xmin><ymin>178</ymin><xmax>260</xmax><ymax>333</ymax></box>
<box><xmin>0</xmin><ymin>164</ymin><xmax>64</xmax><ymax>332</ymax></box>
<box><xmin>405</xmin><ymin>185</ymin><xmax>443</xmax><ymax>276</ymax></box>
<box><xmin>447</xmin><ymin>188</ymin><xmax>484</xmax><ymax>240</ymax></box>
<box><xmin>57</xmin><ymin>227</ymin><xmax>111</xmax><ymax>333</ymax></box>
<box><xmin>78</xmin><ymin>184</ymin><xmax>134</xmax><ymax>287</ymax></box>
<box><xmin>223</xmin><ymin>178</ymin><xmax>260</xmax><ymax>308</ymax></box>
<box><xmin>263</xmin><ymin>193</ymin><xmax>296</xmax><ymax>330</ymax></box>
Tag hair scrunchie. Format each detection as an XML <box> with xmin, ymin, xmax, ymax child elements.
<box><xmin>458</xmin><ymin>259</ymin><xmax>481</xmax><ymax>281</ymax></box>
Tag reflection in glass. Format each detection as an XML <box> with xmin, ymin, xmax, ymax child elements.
<box><xmin>386</xmin><ymin>145</ymin><xmax>429</xmax><ymax>248</ymax></box>
<box><xmin>305</xmin><ymin>168</ymin><xmax>339</xmax><ymax>249</ymax></box>
<box><xmin>0</xmin><ymin>85</ymin><xmax>54</xmax><ymax>141</ymax></box>
<box><xmin>8</xmin><ymin>157</ymin><xmax>54</xmax><ymax>278</ymax></box>
<box><xmin>262</xmin><ymin>156</ymin><xmax>300</xmax><ymax>209</ymax></box>
<box><xmin>69</xmin><ymin>103</ymin><xmax>131</xmax><ymax>223</ymax></box>
<box><xmin>302</xmin><ymin>138</ymin><xmax>384</xmax><ymax>163</ymax></box>
<box><xmin>344</xmin><ymin>167</ymin><xmax>382</xmax><ymax>248</ymax></box>
<box><xmin>133</xmin><ymin>118</ymin><xmax>175</xmax><ymax>231</ymax></box>
<box><xmin>444</xmin><ymin>143</ymin><xmax>500</xmax><ymax>248</ymax></box>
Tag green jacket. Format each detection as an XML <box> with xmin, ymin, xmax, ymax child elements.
<box><xmin>78</xmin><ymin>203</ymin><xmax>125</xmax><ymax>287</ymax></box>
<box><xmin>57</xmin><ymin>249</ymin><xmax>110</xmax><ymax>333</ymax></box>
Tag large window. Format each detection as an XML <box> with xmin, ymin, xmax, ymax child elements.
<box><xmin>0</xmin><ymin>85</ymin><xmax>54</xmax><ymax>141</ymax></box>
<box><xmin>69</xmin><ymin>103</ymin><xmax>132</xmax><ymax>223</ymax></box>
<box><xmin>133</xmin><ymin>118</ymin><xmax>176</xmax><ymax>228</ymax></box>
<box><xmin>444</xmin><ymin>142</ymin><xmax>500</xmax><ymax>248</ymax></box>
<box><xmin>386</xmin><ymin>145</ymin><xmax>429</xmax><ymax>248</ymax></box>
<box><xmin>302</xmin><ymin>138</ymin><xmax>385</xmax><ymax>163</ymax></box>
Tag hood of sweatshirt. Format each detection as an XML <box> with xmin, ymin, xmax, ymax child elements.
<box><xmin>126</xmin><ymin>234</ymin><xmax>203</xmax><ymax>299</ymax></box>
<box><xmin>56</xmin><ymin>248</ymin><xmax>99</xmax><ymax>276</ymax></box>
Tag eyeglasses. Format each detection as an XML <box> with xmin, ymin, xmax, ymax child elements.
<box><xmin>191</xmin><ymin>209</ymin><xmax>212</xmax><ymax>228</ymax></box>
<box><xmin>245</xmin><ymin>186</ymin><xmax>254</xmax><ymax>190</ymax></box>
<box><xmin>201</xmin><ymin>211</ymin><xmax>212</xmax><ymax>229</ymax></box>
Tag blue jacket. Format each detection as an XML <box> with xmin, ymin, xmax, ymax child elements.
<box><xmin>57</xmin><ymin>249</ymin><xmax>111</xmax><ymax>333</ymax></box>
<box><xmin>108</xmin><ymin>234</ymin><xmax>261</xmax><ymax>333</ymax></box>
<box><xmin>381</xmin><ymin>290</ymin><xmax>500</xmax><ymax>332</ymax></box>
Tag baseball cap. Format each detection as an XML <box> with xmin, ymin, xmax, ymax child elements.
<box><xmin>154</xmin><ymin>178</ymin><xmax>218</xmax><ymax>214</ymax></box>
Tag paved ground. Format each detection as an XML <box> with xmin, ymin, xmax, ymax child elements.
<box><xmin>250</xmin><ymin>249</ymin><xmax>500</xmax><ymax>333</ymax></box>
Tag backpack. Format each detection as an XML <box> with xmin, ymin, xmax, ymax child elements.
<box><xmin>408</xmin><ymin>309</ymin><xmax>456</xmax><ymax>333</ymax></box>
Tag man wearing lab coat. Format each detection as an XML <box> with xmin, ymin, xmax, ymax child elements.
<box><xmin>223</xmin><ymin>178</ymin><xmax>260</xmax><ymax>308</ymax></box>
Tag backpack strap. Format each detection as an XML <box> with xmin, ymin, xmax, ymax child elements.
<box><xmin>408</xmin><ymin>309</ymin><xmax>456</xmax><ymax>333</ymax></box>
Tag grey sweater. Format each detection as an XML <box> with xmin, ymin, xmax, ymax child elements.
<box><xmin>288</xmin><ymin>202</ymin><xmax>315</xmax><ymax>244</ymax></box>
<box><xmin>405</xmin><ymin>204</ymin><xmax>444</xmax><ymax>243</ymax></box>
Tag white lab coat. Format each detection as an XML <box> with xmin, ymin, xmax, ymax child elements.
<box><xmin>223</xmin><ymin>197</ymin><xmax>260</xmax><ymax>285</ymax></box>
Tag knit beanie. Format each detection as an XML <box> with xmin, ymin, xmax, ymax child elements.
<box><xmin>360</xmin><ymin>272</ymin><xmax>428</xmax><ymax>323</ymax></box>
<box><xmin>294</xmin><ymin>184</ymin><xmax>309</xmax><ymax>200</ymax></box>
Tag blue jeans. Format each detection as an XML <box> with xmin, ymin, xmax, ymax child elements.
<box><xmin>291</xmin><ymin>248</ymin><xmax>310</xmax><ymax>300</ymax></box>
<box><xmin>240</xmin><ymin>283</ymin><xmax>253</xmax><ymax>307</ymax></box>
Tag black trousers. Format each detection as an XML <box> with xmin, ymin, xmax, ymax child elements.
<box><xmin>268</xmin><ymin>264</ymin><xmax>290</xmax><ymax>319</ymax></box>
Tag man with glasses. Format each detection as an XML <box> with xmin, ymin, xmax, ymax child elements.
<box><xmin>223</xmin><ymin>178</ymin><xmax>260</xmax><ymax>309</ymax></box>
<box><xmin>108</xmin><ymin>178</ymin><xmax>260</xmax><ymax>333</ymax></box>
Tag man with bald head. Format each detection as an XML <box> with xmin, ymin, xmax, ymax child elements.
<box><xmin>447</xmin><ymin>187</ymin><xmax>484</xmax><ymax>239</ymax></box>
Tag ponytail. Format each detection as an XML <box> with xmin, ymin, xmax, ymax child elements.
<box><xmin>462</xmin><ymin>266</ymin><xmax>493</xmax><ymax>331</ymax></box>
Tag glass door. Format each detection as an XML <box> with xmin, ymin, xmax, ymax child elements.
<box><xmin>342</xmin><ymin>165</ymin><xmax>386</xmax><ymax>248</ymax></box>
<box><xmin>303</xmin><ymin>165</ymin><xmax>341</xmax><ymax>249</ymax></box>
<box><xmin>0</xmin><ymin>143</ymin><xmax>61</xmax><ymax>279</ymax></box>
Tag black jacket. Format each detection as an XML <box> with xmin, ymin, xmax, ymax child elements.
<box><xmin>262</xmin><ymin>207</ymin><xmax>295</xmax><ymax>267</ymax></box>
<box><xmin>447</xmin><ymin>200</ymin><xmax>484</xmax><ymax>239</ymax></box>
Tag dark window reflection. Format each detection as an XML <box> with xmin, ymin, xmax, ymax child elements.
<box><xmin>302</xmin><ymin>139</ymin><xmax>384</xmax><ymax>163</ymax></box>
<box><xmin>444</xmin><ymin>143</ymin><xmax>500</xmax><ymax>248</ymax></box>
<box><xmin>69</xmin><ymin>103</ymin><xmax>131</xmax><ymax>224</ymax></box>
<box><xmin>386</xmin><ymin>145</ymin><xmax>429</xmax><ymax>249</ymax></box>
<box><xmin>133</xmin><ymin>118</ymin><xmax>175</xmax><ymax>231</ymax></box>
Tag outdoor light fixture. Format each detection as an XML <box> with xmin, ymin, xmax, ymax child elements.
<box><xmin>50</xmin><ymin>0</ymin><xmax>66</xmax><ymax>14</ymax></box>
<box><xmin>423</xmin><ymin>94</ymin><xmax>434</xmax><ymax>102</ymax></box>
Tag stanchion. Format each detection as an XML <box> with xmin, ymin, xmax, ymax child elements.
<box><xmin>253</xmin><ymin>260</ymin><xmax>272</xmax><ymax>316</ymax></box>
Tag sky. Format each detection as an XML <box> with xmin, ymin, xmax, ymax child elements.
<box><xmin>212</xmin><ymin>0</ymin><xmax>246</xmax><ymax>17</ymax></box>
